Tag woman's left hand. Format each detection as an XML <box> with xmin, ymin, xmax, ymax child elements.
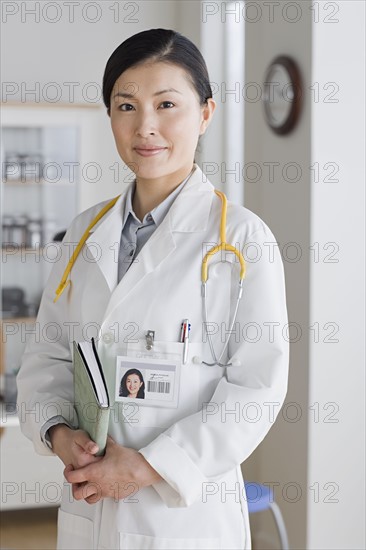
<box><xmin>63</xmin><ymin>436</ymin><xmax>163</xmax><ymax>504</ymax></box>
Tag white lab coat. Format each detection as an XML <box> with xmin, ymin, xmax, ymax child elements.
<box><xmin>17</xmin><ymin>162</ymin><xmax>289</xmax><ymax>550</ymax></box>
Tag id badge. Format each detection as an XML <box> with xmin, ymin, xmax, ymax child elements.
<box><xmin>114</xmin><ymin>341</ymin><xmax>181</xmax><ymax>409</ymax></box>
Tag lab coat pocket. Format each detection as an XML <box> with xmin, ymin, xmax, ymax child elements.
<box><xmin>119</xmin><ymin>532</ymin><xmax>221</xmax><ymax>549</ymax></box>
<box><xmin>57</xmin><ymin>508</ymin><xmax>94</xmax><ymax>550</ymax></box>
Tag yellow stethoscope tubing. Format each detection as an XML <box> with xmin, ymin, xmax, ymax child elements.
<box><xmin>201</xmin><ymin>190</ymin><xmax>246</xmax><ymax>283</ymax></box>
<box><xmin>54</xmin><ymin>194</ymin><xmax>121</xmax><ymax>303</ymax></box>
<box><xmin>201</xmin><ymin>190</ymin><xmax>247</xmax><ymax>367</ymax></box>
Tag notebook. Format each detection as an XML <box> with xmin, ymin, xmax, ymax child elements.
<box><xmin>73</xmin><ymin>338</ymin><xmax>110</xmax><ymax>456</ymax></box>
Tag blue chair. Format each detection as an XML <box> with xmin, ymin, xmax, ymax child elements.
<box><xmin>244</xmin><ymin>482</ymin><xmax>290</xmax><ymax>550</ymax></box>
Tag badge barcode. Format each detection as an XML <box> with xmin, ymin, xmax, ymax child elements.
<box><xmin>147</xmin><ymin>381</ymin><xmax>171</xmax><ymax>393</ymax></box>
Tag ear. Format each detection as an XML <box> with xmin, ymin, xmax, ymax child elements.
<box><xmin>199</xmin><ymin>98</ymin><xmax>216</xmax><ymax>135</ymax></box>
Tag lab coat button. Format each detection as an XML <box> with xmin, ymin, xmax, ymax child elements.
<box><xmin>102</xmin><ymin>333</ymin><xmax>113</xmax><ymax>344</ymax></box>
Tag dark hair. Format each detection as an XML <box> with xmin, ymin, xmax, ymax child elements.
<box><xmin>119</xmin><ymin>368</ymin><xmax>145</xmax><ymax>399</ymax></box>
<box><xmin>102</xmin><ymin>28</ymin><xmax>212</xmax><ymax>116</ymax></box>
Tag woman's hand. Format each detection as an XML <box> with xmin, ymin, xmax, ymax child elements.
<box><xmin>63</xmin><ymin>436</ymin><xmax>163</xmax><ymax>504</ymax></box>
<box><xmin>49</xmin><ymin>424</ymin><xmax>102</xmax><ymax>470</ymax></box>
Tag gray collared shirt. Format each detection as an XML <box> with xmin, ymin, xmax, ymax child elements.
<box><xmin>117</xmin><ymin>170</ymin><xmax>193</xmax><ymax>283</ymax></box>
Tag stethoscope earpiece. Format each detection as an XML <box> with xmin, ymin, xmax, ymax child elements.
<box><xmin>231</xmin><ymin>358</ymin><xmax>242</xmax><ymax>368</ymax></box>
<box><xmin>192</xmin><ymin>356</ymin><xmax>202</xmax><ymax>365</ymax></box>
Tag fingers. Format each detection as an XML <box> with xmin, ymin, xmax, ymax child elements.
<box><xmin>72</xmin><ymin>481</ymin><xmax>100</xmax><ymax>501</ymax></box>
<box><xmin>64</xmin><ymin>463</ymin><xmax>91</xmax><ymax>484</ymax></box>
<box><xmin>85</xmin><ymin>492</ymin><xmax>102</xmax><ymax>505</ymax></box>
<box><xmin>106</xmin><ymin>435</ymin><xmax>116</xmax><ymax>452</ymax></box>
<box><xmin>74</xmin><ymin>430</ymin><xmax>99</xmax><ymax>455</ymax></box>
<box><xmin>63</xmin><ymin>464</ymin><xmax>102</xmax><ymax>502</ymax></box>
<box><xmin>63</xmin><ymin>464</ymin><xmax>74</xmax><ymax>477</ymax></box>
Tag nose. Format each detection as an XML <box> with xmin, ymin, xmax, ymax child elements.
<box><xmin>135</xmin><ymin>109</ymin><xmax>157</xmax><ymax>137</ymax></box>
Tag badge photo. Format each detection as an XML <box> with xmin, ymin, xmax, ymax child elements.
<box><xmin>115</xmin><ymin>355</ymin><xmax>180</xmax><ymax>409</ymax></box>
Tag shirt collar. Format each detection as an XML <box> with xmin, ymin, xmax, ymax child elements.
<box><xmin>122</xmin><ymin>167</ymin><xmax>195</xmax><ymax>229</ymax></box>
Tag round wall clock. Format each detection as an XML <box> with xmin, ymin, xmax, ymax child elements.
<box><xmin>263</xmin><ymin>56</ymin><xmax>302</xmax><ymax>135</ymax></box>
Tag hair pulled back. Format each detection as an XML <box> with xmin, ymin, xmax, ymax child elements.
<box><xmin>102</xmin><ymin>28</ymin><xmax>212</xmax><ymax>115</ymax></box>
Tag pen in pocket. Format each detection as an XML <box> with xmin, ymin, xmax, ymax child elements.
<box><xmin>180</xmin><ymin>319</ymin><xmax>191</xmax><ymax>364</ymax></box>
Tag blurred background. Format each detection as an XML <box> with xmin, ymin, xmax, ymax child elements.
<box><xmin>0</xmin><ymin>1</ymin><xmax>364</xmax><ymax>548</ymax></box>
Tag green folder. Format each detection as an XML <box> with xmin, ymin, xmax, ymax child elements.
<box><xmin>73</xmin><ymin>338</ymin><xmax>110</xmax><ymax>456</ymax></box>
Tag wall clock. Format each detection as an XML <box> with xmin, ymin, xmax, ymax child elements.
<box><xmin>263</xmin><ymin>56</ymin><xmax>302</xmax><ymax>135</ymax></box>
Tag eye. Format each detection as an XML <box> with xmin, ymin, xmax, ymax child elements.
<box><xmin>118</xmin><ymin>103</ymin><xmax>134</xmax><ymax>111</ymax></box>
<box><xmin>160</xmin><ymin>101</ymin><xmax>175</xmax><ymax>109</ymax></box>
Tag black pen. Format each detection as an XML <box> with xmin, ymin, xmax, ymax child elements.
<box><xmin>182</xmin><ymin>319</ymin><xmax>190</xmax><ymax>364</ymax></box>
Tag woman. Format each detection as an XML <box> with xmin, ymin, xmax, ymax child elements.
<box><xmin>17</xmin><ymin>28</ymin><xmax>289</xmax><ymax>549</ymax></box>
<box><xmin>120</xmin><ymin>369</ymin><xmax>145</xmax><ymax>399</ymax></box>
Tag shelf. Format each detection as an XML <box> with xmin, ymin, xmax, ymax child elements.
<box><xmin>3</xmin><ymin>178</ymin><xmax>75</xmax><ymax>186</ymax></box>
<box><xmin>1</xmin><ymin>317</ymin><xmax>37</xmax><ymax>323</ymax></box>
<box><xmin>1</xmin><ymin>246</ymin><xmax>55</xmax><ymax>252</ymax></box>
<box><xmin>1</xmin><ymin>101</ymin><xmax>103</xmax><ymax>110</ymax></box>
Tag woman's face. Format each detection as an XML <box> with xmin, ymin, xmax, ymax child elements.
<box><xmin>109</xmin><ymin>61</ymin><xmax>216</xmax><ymax>183</ymax></box>
<box><xmin>126</xmin><ymin>374</ymin><xmax>142</xmax><ymax>396</ymax></box>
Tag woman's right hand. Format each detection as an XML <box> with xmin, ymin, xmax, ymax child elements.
<box><xmin>49</xmin><ymin>424</ymin><xmax>101</xmax><ymax>470</ymax></box>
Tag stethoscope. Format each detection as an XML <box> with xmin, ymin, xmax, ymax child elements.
<box><xmin>198</xmin><ymin>190</ymin><xmax>246</xmax><ymax>368</ymax></box>
<box><xmin>54</xmin><ymin>190</ymin><xmax>246</xmax><ymax>368</ymax></box>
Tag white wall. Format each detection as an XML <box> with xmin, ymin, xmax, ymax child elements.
<box><xmin>200</xmin><ymin>1</ymin><xmax>245</xmax><ymax>205</ymax></box>
<box><xmin>244</xmin><ymin>1</ymin><xmax>365</xmax><ymax>549</ymax></box>
<box><xmin>1</xmin><ymin>1</ymin><xmax>177</xmax><ymax>103</ymax></box>
<box><xmin>308</xmin><ymin>2</ymin><xmax>365</xmax><ymax>548</ymax></box>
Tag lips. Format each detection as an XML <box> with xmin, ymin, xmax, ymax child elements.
<box><xmin>134</xmin><ymin>146</ymin><xmax>167</xmax><ymax>157</ymax></box>
<box><xmin>134</xmin><ymin>146</ymin><xmax>166</xmax><ymax>151</ymax></box>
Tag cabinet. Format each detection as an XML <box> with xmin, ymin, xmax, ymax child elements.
<box><xmin>0</xmin><ymin>402</ymin><xmax>65</xmax><ymax>510</ymax></box>
<box><xmin>1</xmin><ymin>106</ymin><xmax>79</xmax><ymax>316</ymax></box>
<box><xmin>1</xmin><ymin>102</ymin><xmax>102</xmax><ymax>509</ymax></box>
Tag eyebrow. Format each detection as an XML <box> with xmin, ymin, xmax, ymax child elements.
<box><xmin>113</xmin><ymin>88</ymin><xmax>182</xmax><ymax>100</ymax></box>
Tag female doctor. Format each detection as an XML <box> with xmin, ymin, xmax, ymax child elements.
<box><xmin>17</xmin><ymin>28</ymin><xmax>289</xmax><ymax>550</ymax></box>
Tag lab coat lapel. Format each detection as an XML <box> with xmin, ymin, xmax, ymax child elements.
<box><xmin>84</xmin><ymin>193</ymin><xmax>126</xmax><ymax>292</ymax></box>
<box><xmin>103</xmin><ymin>222</ymin><xmax>177</xmax><ymax>320</ymax></box>
<box><xmin>102</xmin><ymin>163</ymin><xmax>215</xmax><ymax>320</ymax></box>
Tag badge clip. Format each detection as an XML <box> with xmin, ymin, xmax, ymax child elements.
<box><xmin>145</xmin><ymin>330</ymin><xmax>155</xmax><ymax>350</ymax></box>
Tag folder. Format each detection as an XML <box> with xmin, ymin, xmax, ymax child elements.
<box><xmin>73</xmin><ymin>338</ymin><xmax>110</xmax><ymax>456</ymax></box>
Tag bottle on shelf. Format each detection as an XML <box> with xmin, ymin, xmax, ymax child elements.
<box><xmin>11</xmin><ymin>214</ymin><xmax>28</xmax><ymax>246</ymax></box>
<box><xmin>2</xmin><ymin>215</ymin><xmax>14</xmax><ymax>244</ymax></box>
<box><xmin>3</xmin><ymin>153</ymin><xmax>21</xmax><ymax>182</ymax></box>
<box><xmin>26</xmin><ymin>215</ymin><xmax>43</xmax><ymax>249</ymax></box>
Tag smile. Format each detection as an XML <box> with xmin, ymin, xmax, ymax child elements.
<box><xmin>134</xmin><ymin>148</ymin><xmax>167</xmax><ymax>157</ymax></box>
